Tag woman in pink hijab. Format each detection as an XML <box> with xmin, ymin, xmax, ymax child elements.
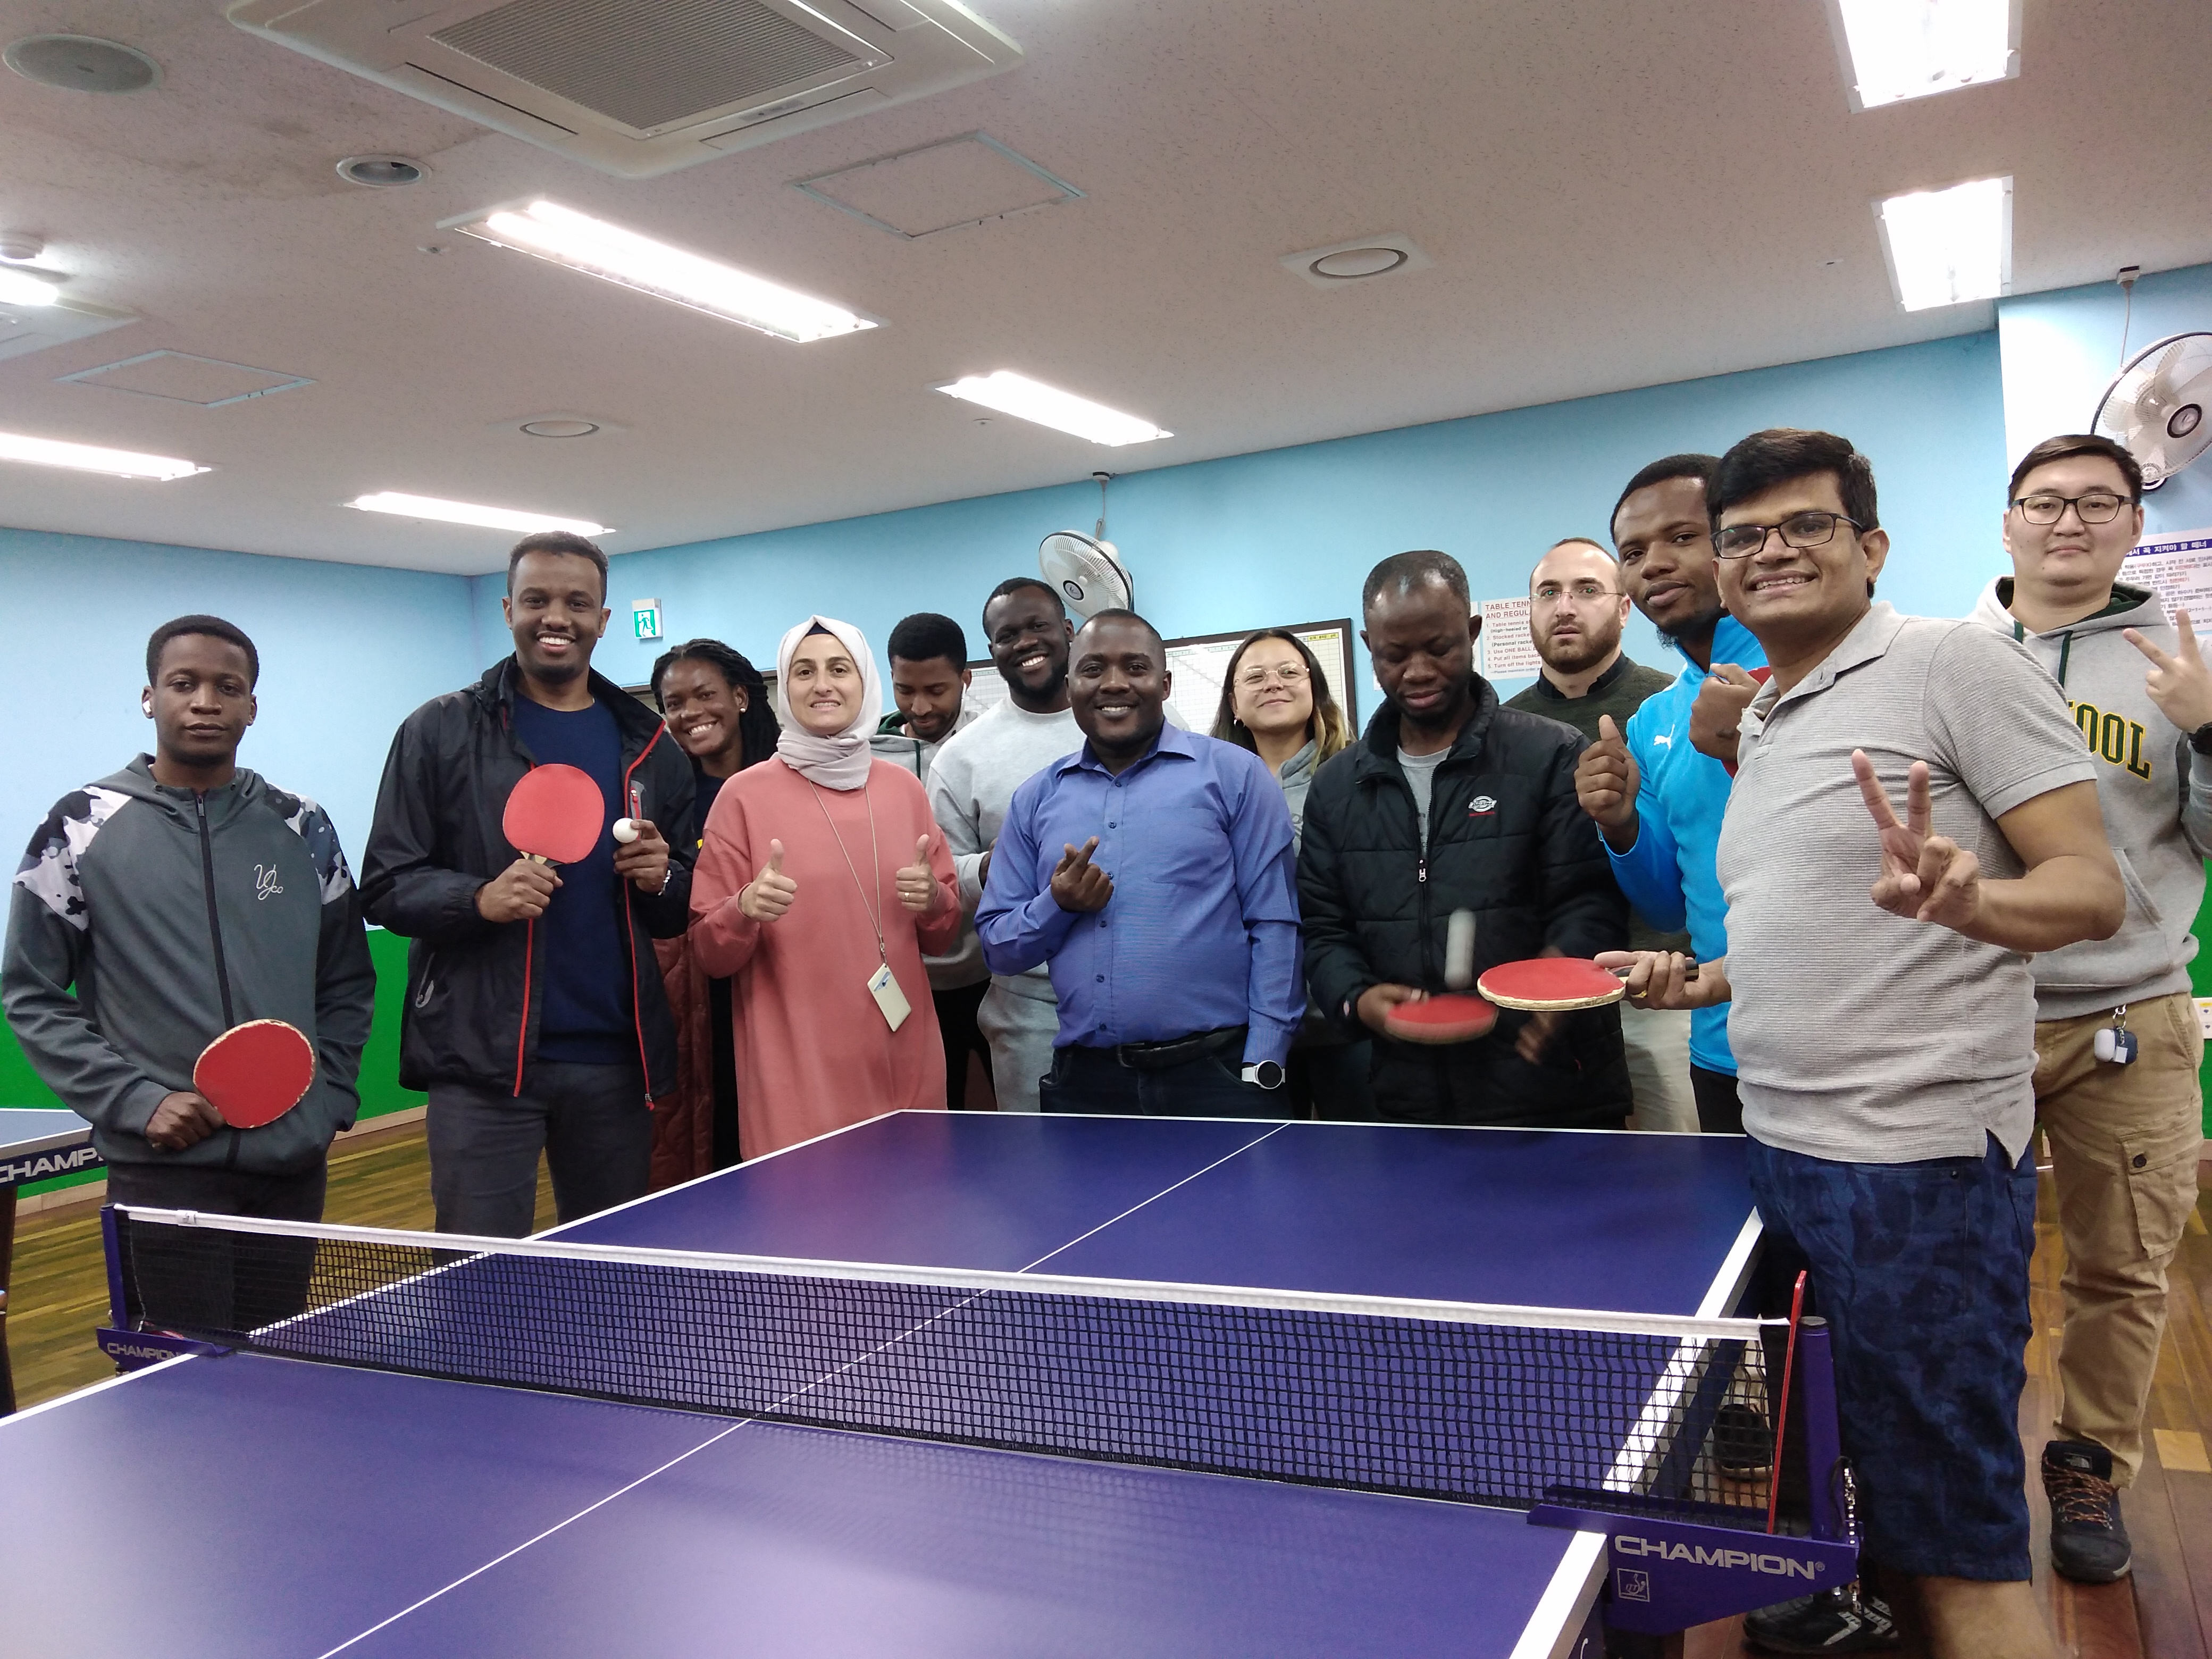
<box><xmin>691</xmin><ymin>616</ymin><xmax>960</xmax><ymax>1158</ymax></box>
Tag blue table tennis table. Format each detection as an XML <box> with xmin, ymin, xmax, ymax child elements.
<box><xmin>1</xmin><ymin>1112</ymin><xmax>1763</xmax><ymax>1658</ymax></box>
<box><xmin>1</xmin><ymin>1107</ymin><xmax>100</xmax><ymax>1414</ymax></box>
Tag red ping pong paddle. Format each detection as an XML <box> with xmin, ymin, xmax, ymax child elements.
<box><xmin>1477</xmin><ymin>956</ymin><xmax>1700</xmax><ymax>1012</ymax></box>
<box><xmin>192</xmin><ymin>1019</ymin><xmax>316</xmax><ymax>1128</ymax></box>
<box><xmin>503</xmin><ymin>764</ymin><xmax>605</xmax><ymax>866</ymax></box>
<box><xmin>1383</xmin><ymin>993</ymin><xmax>1499</xmax><ymax>1045</ymax></box>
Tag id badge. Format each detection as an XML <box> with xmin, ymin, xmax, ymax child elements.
<box><xmin>866</xmin><ymin>962</ymin><xmax>912</xmax><ymax>1032</ymax></box>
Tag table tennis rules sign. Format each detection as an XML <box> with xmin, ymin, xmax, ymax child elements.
<box><xmin>2123</xmin><ymin>527</ymin><xmax>2212</xmax><ymax>647</ymax></box>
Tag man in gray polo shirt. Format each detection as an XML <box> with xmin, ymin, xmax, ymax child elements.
<box><xmin>1614</xmin><ymin>430</ymin><xmax>2122</xmax><ymax>1659</ymax></box>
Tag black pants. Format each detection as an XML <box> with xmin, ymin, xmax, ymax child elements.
<box><xmin>1040</xmin><ymin>1043</ymin><xmax>1293</xmax><ymax>1119</ymax></box>
<box><xmin>1288</xmin><ymin>1038</ymin><xmax>1375</xmax><ymax>1121</ymax></box>
<box><xmin>934</xmin><ymin>979</ymin><xmax>993</xmax><ymax>1110</ymax></box>
<box><xmin>428</xmin><ymin>1060</ymin><xmax>652</xmax><ymax>1237</ymax></box>
<box><xmin>106</xmin><ymin>1161</ymin><xmax>327</xmax><ymax>1336</ymax></box>
<box><xmin>1690</xmin><ymin>1063</ymin><xmax>1744</xmax><ymax>1134</ymax></box>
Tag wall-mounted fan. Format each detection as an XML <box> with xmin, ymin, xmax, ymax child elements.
<box><xmin>2093</xmin><ymin>331</ymin><xmax>2212</xmax><ymax>490</ymax></box>
<box><xmin>1039</xmin><ymin>472</ymin><xmax>1134</xmax><ymax>619</ymax></box>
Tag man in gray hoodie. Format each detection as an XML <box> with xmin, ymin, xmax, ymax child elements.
<box><xmin>4</xmin><ymin>616</ymin><xmax>376</xmax><ymax>1323</ymax></box>
<box><xmin>1971</xmin><ymin>432</ymin><xmax>2212</xmax><ymax>1585</ymax></box>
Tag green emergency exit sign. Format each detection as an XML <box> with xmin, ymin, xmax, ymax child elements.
<box><xmin>632</xmin><ymin>600</ymin><xmax>663</xmax><ymax>642</ymax></box>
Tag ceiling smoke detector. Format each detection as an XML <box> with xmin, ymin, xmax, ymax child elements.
<box><xmin>521</xmin><ymin>418</ymin><xmax>599</xmax><ymax>439</ymax></box>
<box><xmin>1281</xmin><ymin>232</ymin><xmax>1432</xmax><ymax>290</ymax></box>
<box><xmin>492</xmin><ymin>412</ymin><xmax>628</xmax><ymax>441</ymax></box>
<box><xmin>4</xmin><ymin>35</ymin><xmax>160</xmax><ymax>93</ymax></box>
<box><xmin>337</xmin><ymin>155</ymin><xmax>427</xmax><ymax>187</ymax></box>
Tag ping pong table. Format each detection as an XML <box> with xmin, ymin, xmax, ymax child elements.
<box><xmin>1</xmin><ymin>1111</ymin><xmax>1764</xmax><ymax>1658</ymax></box>
<box><xmin>0</xmin><ymin>1106</ymin><xmax>100</xmax><ymax>1414</ymax></box>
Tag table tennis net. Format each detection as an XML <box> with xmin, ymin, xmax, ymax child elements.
<box><xmin>111</xmin><ymin>1205</ymin><xmax>1783</xmax><ymax>1521</ymax></box>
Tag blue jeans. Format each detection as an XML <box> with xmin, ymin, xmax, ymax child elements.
<box><xmin>1745</xmin><ymin>1133</ymin><xmax>2038</xmax><ymax>1581</ymax></box>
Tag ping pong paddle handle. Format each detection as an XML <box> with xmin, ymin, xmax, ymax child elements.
<box><xmin>1443</xmin><ymin>910</ymin><xmax>1476</xmax><ymax>992</ymax></box>
<box><xmin>1610</xmin><ymin>958</ymin><xmax>1700</xmax><ymax>982</ymax></box>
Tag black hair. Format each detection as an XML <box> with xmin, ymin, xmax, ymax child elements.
<box><xmin>507</xmin><ymin>530</ymin><xmax>609</xmax><ymax>598</ymax></box>
<box><xmin>1362</xmin><ymin>549</ymin><xmax>1469</xmax><ymax>612</ymax></box>
<box><xmin>1074</xmin><ymin>608</ymin><xmax>1164</xmax><ymax>649</ymax></box>
<box><xmin>1608</xmin><ymin>454</ymin><xmax>1720</xmax><ymax>540</ymax></box>
<box><xmin>982</xmin><ymin>576</ymin><xmax>1065</xmax><ymax>628</ymax></box>
<box><xmin>886</xmin><ymin>612</ymin><xmax>968</xmax><ymax>669</ymax></box>
<box><xmin>1708</xmin><ymin>430</ymin><xmax>1878</xmax><ymax>532</ymax></box>
<box><xmin>648</xmin><ymin>638</ymin><xmax>778</xmax><ymax>772</ymax></box>
<box><xmin>146</xmin><ymin>615</ymin><xmax>259</xmax><ymax>687</ymax></box>
<box><xmin>2008</xmin><ymin>433</ymin><xmax>2144</xmax><ymax>503</ymax></box>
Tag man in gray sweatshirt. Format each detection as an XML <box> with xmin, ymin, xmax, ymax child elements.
<box><xmin>927</xmin><ymin>580</ymin><xmax>1082</xmax><ymax>1115</ymax></box>
<box><xmin>1971</xmin><ymin>432</ymin><xmax>2212</xmax><ymax>1585</ymax></box>
<box><xmin>4</xmin><ymin>616</ymin><xmax>376</xmax><ymax>1325</ymax></box>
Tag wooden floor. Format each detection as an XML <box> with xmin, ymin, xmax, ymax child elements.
<box><xmin>8</xmin><ymin>1133</ymin><xmax>2210</xmax><ymax>1656</ymax></box>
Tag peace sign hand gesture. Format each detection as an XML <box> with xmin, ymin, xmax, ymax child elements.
<box><xmin>2124</xmin><ymin>609</ymin><xmax>2212</xmax><ymax>734</ymax></box>
<box><xmin>1853</xmin><ymin>749</ymin><xmax>1981</xmax><ymax>932</ymax></box>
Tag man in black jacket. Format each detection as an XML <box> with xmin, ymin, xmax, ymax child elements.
<box><xmin>362</xmin><ymin>532</ymin><xmax>694</xmax><ymax>1235</ymax></box>
<box><xmin>1300</xmin><ymin>550</ymin><xmax>1630</xmax><ymax>1126</ymax></box>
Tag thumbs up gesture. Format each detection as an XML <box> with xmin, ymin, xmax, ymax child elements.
<box><xmin>1574</xmin><ymin>714</ymin><xmax>1641</xmax><ymax>843</ymax></box>
<box><xmin>896</xmin><ymin>834</ymin><xmax>944</xmax><ymax>915</ymax></box>
<box><xmin>740</xmin><ymin>839</ymin><xmax>799</xmax><ymax>921</ymax></box>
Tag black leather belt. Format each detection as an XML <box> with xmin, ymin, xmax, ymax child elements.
<box><xmin>1094</xmin><ymin>1025</ymin><xmax>1247</xmax><ymax>1072</ymax></box>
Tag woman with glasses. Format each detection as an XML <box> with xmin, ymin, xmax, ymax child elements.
<box><xmin>1211</xmin><ymin>629</ymin><xmax>1370</xmax><ymax>1119</ymax></box>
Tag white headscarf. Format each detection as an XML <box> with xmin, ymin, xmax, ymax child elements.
<box><xmin>775</xmin><ymin>614</ymin><xmax>882</xmax><ymax>791</ymax></box>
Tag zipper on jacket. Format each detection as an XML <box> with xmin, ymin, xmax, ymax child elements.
<box><xmin>618</xmin><ymin>725</ymin><xmax>668</xmax><ymax>1096</ymax></box>
<box><xmin>195</xmin><ymin>791</ymin><xmax>244</xmax><ymax>1170</ymax></box>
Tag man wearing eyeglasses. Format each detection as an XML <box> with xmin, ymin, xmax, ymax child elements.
<box><xmin>1966</xmin><ymin>433</ymin><xmax>2210</xmax><ymax>1586</ymax></box>
<box><xmin>1612</xmin><ymin>429</ymin><xmax>2122</xmax><ymax>1659</ymax></box>
<box><xmin>1505</xmin><ymin>538</ymin><xmax>1696</xmax><ymax>1132</ymax></box>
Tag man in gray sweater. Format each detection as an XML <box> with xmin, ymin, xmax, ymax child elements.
<box><xmin>927</xmin><ymin>580</ymin><xmax>1082</xmax><ymax>1115</ymax></box>
<box><xmin>1970</xmin><ymin>431</ymin><xmax>2212</xmax><ymax>1585</ymax></box>
<box><xmin>5</xmin><ymin>616</ymin><xmax>376</xmax><ymax>1325</ymax></box>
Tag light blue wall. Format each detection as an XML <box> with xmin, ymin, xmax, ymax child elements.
<box><xmin>0</xmin><ymin>528</ymin><xmax>477</xmax><ymax>858</ymax></box>
<box><xmin>1998</xmin><ymin>262</ymin><xmax>2212</xmax><ymax>537</ymax></box>
<box><xmin>524</xmin><ymin>330</ymin><xmax>2008</xmax><ymax>713</ymax></box>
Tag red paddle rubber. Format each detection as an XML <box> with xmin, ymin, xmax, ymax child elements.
<box><xmin>1384</xmin><ymin>993</ymin><xmax>1499</xmax><ymax>1045</ymax></box>
<box><xmin>502</xmin><ymin>764</ymin><xmax>605</xmax><ymax>866</ymax></box>
<box><xmin>192</xmin><ymin>1019</ymin><xmax>316</xmax><ymax>1128</ymax></box>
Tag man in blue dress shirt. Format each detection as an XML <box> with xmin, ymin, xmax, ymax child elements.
<box><xmin>977</xmin><ymin>610</ymin><xmax>1304</xmax><ymax>1117</ymax></box>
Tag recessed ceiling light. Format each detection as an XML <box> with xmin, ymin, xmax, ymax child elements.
<box><xmin>337</xmin><ymin>154</ymin><xmax>426</xmax><ymax>188</ymax></box>
<box><xmin>446</xmin><ymin>199</ymin><xmax>877</xmax><ymax>343</ymax></box>
<box><xmin>1280</xmin><ymin>232</ymin><xmax>1432</xmax><ymax>290</ymax></box>
<box><xmin>3</xmin><ymin>34</ymin><xmax>159</xmax><ymax>94</ymax></box>
<box><xmin>1875</xmin><ymin>177</ymin><xmax>2010</xmax><ymax>311</ymax></box>
<box><xmin>0</xmin><ymin>430</ymin><xmax>208</xmax><ymax>480</ymax></box>
<box><xmin>936</xmin><ymin>372</ymin><xmax>1171</xmax><ymax>447</ymax></box>
<box><xmin>0</xmin><ymin>267</ymin><xmax>60</xmax><ymax>306</ymax></box>
<box><xmin>346</xmin><ymin>491</ymin><xmax>611</xmax><ymax>535</ymax></box>
<box><xmin>520</xmin><ymin>418</ymin><xmax>599</xmax><ymax>439</ymax></box>
<box><xmin>1825</xmin><ymin>0</ymin><xmax>2018</xmax><ymax>110</ymax></box>
<box><xmin>0</xmin><ymin>232</ymin><xmax>45</xmax><ymax>263</ymax></box>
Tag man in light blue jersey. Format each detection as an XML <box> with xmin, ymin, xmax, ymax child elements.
<box><xmin>1573</xmin><ymin>454</ymin><xmax>1767</xmax><ymax>1131</ymax></box>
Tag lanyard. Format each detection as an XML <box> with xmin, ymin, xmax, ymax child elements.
<box><xmin>807</xmin><ymin>777</ymin><xmax>887</xmax><ymax>965</ymax></box>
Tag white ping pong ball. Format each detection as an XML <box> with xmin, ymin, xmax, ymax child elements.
<box><xmin>612</xmin><ymin>818</ymin><xmax>640</xmax><ymax>844</ymax></box>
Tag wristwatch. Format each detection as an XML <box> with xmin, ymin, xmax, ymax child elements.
<box><xmin>2190</xmin><ymin>722</ymin><xmax>2212</xmax><ymax>757</ymax></box>
<box><xmin>1242</xmin><ymin>1060</ymin><xmax>1285</xmax><ymax>1090</ymax></box>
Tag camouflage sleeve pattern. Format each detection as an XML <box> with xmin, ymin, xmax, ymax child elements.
<box><xmin>12</xmin><ymin>786</ymin><xmax>132</xmax><ymax>932</ymax></box>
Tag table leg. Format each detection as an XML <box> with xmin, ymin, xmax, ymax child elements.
<box><xmin>1</xmin><ymin>1185</ymin><xmax>19</xmax><ymax>1415</ymax></box>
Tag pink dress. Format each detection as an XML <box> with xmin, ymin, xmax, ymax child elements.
<box><xmin>691</xmin><ymin>757</ymin><xmax>960</xmax><ymax>1159</ymax></box>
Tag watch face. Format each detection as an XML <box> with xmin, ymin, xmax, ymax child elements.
<box><xmin>1245</xmin><ymin>1060</ymin><xmax>1285</xmax><ymax>1090</ymax></box>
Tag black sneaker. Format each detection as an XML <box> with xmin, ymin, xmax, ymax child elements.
<box><xmin>2042</xmin><ymin>1438</ymin><xmax>2132</xmax><ymax>1582</ymax></box>
<box><xmin>1713</xmin><ymin>1400</ymin><xmax>1773</xmax><ymax>1478</ymax></box>
<box><xmin>1743</xmin><ymin>1588</ymin><xmax>1899</xmax><ymax>1654</ymax></box>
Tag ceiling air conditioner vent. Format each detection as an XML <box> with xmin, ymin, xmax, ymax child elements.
<box><xmin>226</xmin><ymin>0</ymin><xmax>1023</xmax><ymax>179</ymax></box>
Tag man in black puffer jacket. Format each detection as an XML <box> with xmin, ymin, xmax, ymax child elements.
<box><xmin>1301</xmin><ymin>550</ymin><xmax>1631</xmax><ymax>1126</ymax></box>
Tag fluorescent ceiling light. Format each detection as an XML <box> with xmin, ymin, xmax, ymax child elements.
<box><xmin>0</xmin><ymin>430</ymin><xmax>207</xmax><ymax>480</ymax></box>
<box><xmin>347</xmin><ymin>491</ymin><xmax>611</xmax><ymax>535</ymax></box>
<box><xmin>1828</xmin><ymin>0</ymin><xmax>2019</xmax><ymax>110</ymax></box>
<box><xmin>937</xmin><ymin>371</ymin><xmax>1172</xmax><ymax>446</ymax></box>
<box><xmin>1876</xmin><ymin>177</ymin><xmax>2011</xmax><ymax>311</ymax></box>
<box><xmin>0</xmin><ymin>267</ymin><xmax>60</xmax><ymax>306</ymax></box>
<box><xmin>449</xmin><ymin>199</ymin><xmax>875</xmax><ymax>343</ymax></box>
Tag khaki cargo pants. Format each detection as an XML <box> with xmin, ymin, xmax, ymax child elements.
<box><xmin>2035</xmin><ymin>990</ymin><xmax>2206</xmax><ymax>1485</ymax></box>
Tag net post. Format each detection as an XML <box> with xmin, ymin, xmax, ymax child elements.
<box><xmin>1798</xmin><ymin>1317</ymin><xmax>1844</xmax><ymax>1543</ymax></box>
<box><xmin>99</xmin><ymin>1204</ymin><xmax>129</xmax><ymax>1330</ymax></box>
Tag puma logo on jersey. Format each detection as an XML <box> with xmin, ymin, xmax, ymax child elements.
<box><xmin>2068</xmin><ymin>700</ymin><xmax>2153</xmax><ymax>780</ymax></box>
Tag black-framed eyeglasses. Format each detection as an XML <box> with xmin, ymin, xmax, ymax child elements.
<box><xmin>1713</xmin><ymin>511</ymin><xmax>1865</xmax><ymax>560</ymax></box>
<box><xmin>2010</xmin><ymin>491</ymin><xmax>2131</xmax><ymax>525</ymax></box>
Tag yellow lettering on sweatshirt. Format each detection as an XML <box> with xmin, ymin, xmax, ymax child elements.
<box><xmin>2069</xmin><ymin>700</ymin><xmax>2153</xmax><ymax>781</ymax></box>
